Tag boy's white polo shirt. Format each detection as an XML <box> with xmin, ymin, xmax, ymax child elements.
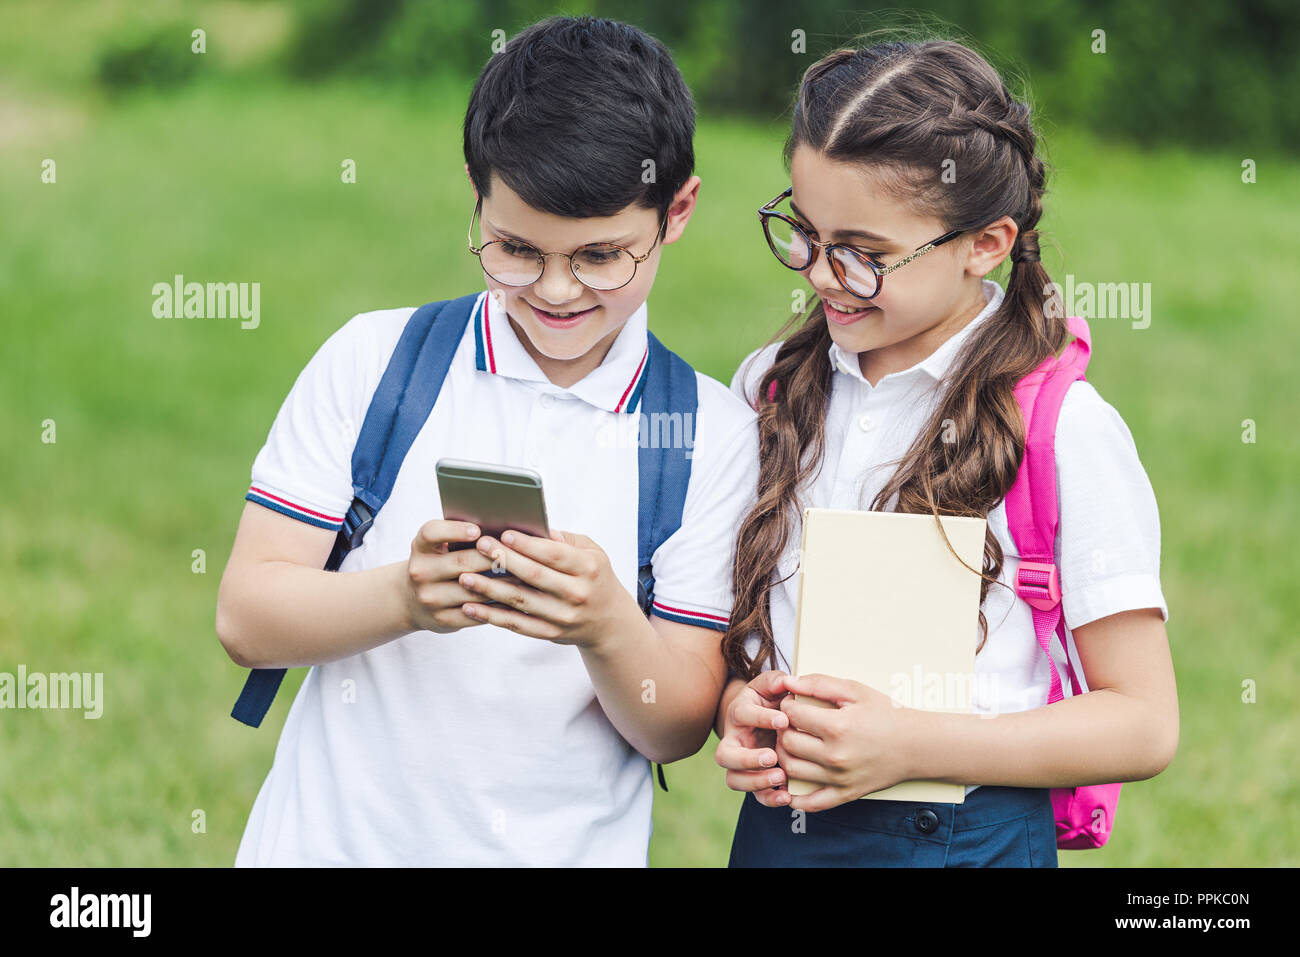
<box><xmin>732</xmin><ymin>280</ymin><xmax>1168</xmax><ymax>797</ymax></box>
<box><xmin>235</xmin><ymin>290</ymin><xmax>757</xmax><ymax>866</ymax></box>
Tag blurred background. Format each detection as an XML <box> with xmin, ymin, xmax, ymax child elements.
<box><xmin>1</xmin><ymin>0</ymin><xmax>1296</xmax><ymax>866</ymax></box>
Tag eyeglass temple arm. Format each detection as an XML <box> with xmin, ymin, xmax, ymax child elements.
<box><xmin>629</xmin><ymin>210</ymin><xmax>671</xmax><ymax>263</ymax></box>
<box><xmin>758</xmin><ymin>186</ymin><xmax>793</xmax><ymax>214</ymax></box>
<box><xmin>467</xmin><ymin>200</ymin><xmax>482</xmax><ymax>255</ymax></box>
<box><xmin>877</xmin><ymin>229</ymin><xmax>963</xmax><ymax>276</ymax></box>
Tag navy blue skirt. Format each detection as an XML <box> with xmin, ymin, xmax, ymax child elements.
<box><xmin>728</xmin><ymin>784</ymin><xmax>1058</xmax><ymax>867</ymax></box>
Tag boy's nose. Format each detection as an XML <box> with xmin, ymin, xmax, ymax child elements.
<box><xmin>533</xmin><ymin>253</ymin><xmax>585</xmax><ymax>305</ymax></box>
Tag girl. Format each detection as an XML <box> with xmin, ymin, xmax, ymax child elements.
<box><xmin>715</xmin><ymin>39</ymin><xmax>1178</xmax><ymax>867</ymax></box>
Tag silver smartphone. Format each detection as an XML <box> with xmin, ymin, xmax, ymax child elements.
<box><xmin>435</xmin><ymin>458</ymin><xmax>550</xmax><ymax>588</ymax></box>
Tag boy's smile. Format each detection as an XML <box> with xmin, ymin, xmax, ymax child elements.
<box><xmin>528</xmin><ymin>302</ymin><xmax>598</xmax><ymax>326</ymax></box>
<box><xmin>472</xmin><ymin>172</ymin><xmax>699</xmax><ymax>389</ymax></box>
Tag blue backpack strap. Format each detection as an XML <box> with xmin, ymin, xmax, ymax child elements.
<box><xmin>231</xmin><ymin>292</ymin><xmax>483</xmax><ymax>728</ymax></box>
<box><xmin>635</xmin><ymin>331</ymin><xmax>698</xmax><ymax>617</ymax></box>
<box><xmin>635</xmin><ymin>331</ymin><xmax>699</xmax><ymax>793</ymax></box>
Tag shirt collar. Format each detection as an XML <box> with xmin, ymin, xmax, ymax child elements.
<box><xmin>473</xmin><ymin>290</ymin><xmax>652</xmax><ymax>414</ymax></box>
<box><xmin>828</xmin><ymin>279</ymin><xmax>1005</xmax><ymax>386</ymax></box>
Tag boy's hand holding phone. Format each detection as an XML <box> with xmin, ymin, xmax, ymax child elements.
<box><xmin>715</xmin><ymin>670</ymin><xmax>792</xmax><ymax>806</ymax></box>
<box><xmin>401</xmin><ymin>519</ymin><xmax>500</xmax><ymax>634</ymax></box>
<box><xmin>457</xmin><ymin>528</ymin><xmax>644</xmax><ymax>650</ymax></box>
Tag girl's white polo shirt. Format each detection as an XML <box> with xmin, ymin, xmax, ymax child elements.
<box><xmin>731</xmin><ymin>280</ymin><xmax>1168</xmax><ymax>796</ymax></box>
<box><xmin>234</xmin><ymin>290</ymin><xmax>757</xmax><ymax>866</ymax></box>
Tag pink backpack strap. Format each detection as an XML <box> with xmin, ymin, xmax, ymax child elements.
<box><xmin>1005</xmin><ymin>316</ymin><xmax>1091</xmax><ymax>704</ymax></box>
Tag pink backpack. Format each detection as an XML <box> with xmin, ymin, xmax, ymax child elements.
<box><xmin>1005</xmin><ymin>314</ymin><xmax>1121</xmax><ymax>849</ymax></box>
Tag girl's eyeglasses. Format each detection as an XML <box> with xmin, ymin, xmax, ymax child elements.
<box><xmin>467</xmin><ymin>197</ymin><xmax>667</xmax><ymax>292</ymax></box>
<box><xmin>758</xmin><ymin>187</ymin><xmax>963</xmax><ymax>300</ymax></box>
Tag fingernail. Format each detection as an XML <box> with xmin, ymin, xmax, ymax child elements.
<box><xmin>502</xmin><ymin>531</ymin><xmax>515</xmax><ymax>545</ymax></box>
<box><xmin>760</xmin><ymin>753</ymin><xmax>774</xmax><ymax>767</ymax></box>
<box><xmin>768</xmin><ymin>773</ymin><xmax>782</xmax><ymax>787</ymax></box>
<box><xmin>466</xmin><ymin>524</ymin><xmax>479</xmax><ymax>537</ymax></box>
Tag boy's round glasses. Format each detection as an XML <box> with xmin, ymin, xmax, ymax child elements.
<box><xmin>758</xmin><ymin>187</ymin><xmax>963</xmax><ymax>300</ymax></box>
<box><xmin>467</xmin><ymin>198</ymin><xmax>667</xmax><ymax>292</ymax></box>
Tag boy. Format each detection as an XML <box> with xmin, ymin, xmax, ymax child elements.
<box><xmin>217</xmin><ymin>16</ymin><xmax>758</xmax><ymax>866</ymax></box>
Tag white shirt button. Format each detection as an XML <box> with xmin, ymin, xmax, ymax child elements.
<box><xmin>539</xmin><ymin>393</ymin><xmax>556</xmax><ymax>409</ymax></box>
<box><xmin>858</xmin><ymin>413</ymin><xmax>875</xmax><ymax>432</ymax></box>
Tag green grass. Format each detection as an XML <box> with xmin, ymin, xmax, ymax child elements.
<box><xmin>1</xmin><ymin>72</ymin><xmax>1296</xmax><ymax>867</ymax></box>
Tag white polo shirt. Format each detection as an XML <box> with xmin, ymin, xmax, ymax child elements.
<box><xmin>235</xmin><ymin>289</ymin><xmax>757</xmax><ymax>865</ymax></box>
<box><xmin>731</xmin><ymin>279</ymin><xmax>1168</xmax><ymax>795</ymax></box>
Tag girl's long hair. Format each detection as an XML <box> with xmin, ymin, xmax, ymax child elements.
<box><xmin>725</xmin><ymin>39</ymin><xmax>1068</xmax><ymax>681</ymax></box>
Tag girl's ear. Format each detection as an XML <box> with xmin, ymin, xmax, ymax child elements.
<box><xmin>966</xmin><ymin>215</ymin><xmax>1018</xmax><ymax>278</ymax></box>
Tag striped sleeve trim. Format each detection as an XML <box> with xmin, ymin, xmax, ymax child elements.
<box><xmin>650</xmin><ymin>599</ymin><xmax>729</xmax><ymax>632</ymax></box>
<box><xmin>246</xmin><ymin>485</ymin><xmax>345</xmax><ymax>530</ymax></box>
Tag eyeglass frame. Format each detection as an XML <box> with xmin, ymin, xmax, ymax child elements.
<box><xmin>758</xmin><ymin>187</ymin><xmax>964</xmax><ymax>300</ymax></box>
<box><xmin>467</xmin><ymin>197</ymin><xmax>669</xmax><ymax>292</ymax></box>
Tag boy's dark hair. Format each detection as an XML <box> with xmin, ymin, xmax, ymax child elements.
<box><xmin>464</xmin><ymin>16</ymin><xmax>695</xmax><ymax>221</ymax></box>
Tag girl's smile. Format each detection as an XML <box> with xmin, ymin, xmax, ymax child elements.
<box><xmin>822</xmin><ymin>298</ymin><xmax>880</xmax><ymax>325</ymax></box>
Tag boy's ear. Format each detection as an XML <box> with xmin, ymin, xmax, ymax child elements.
<box><xmin>661</xmin><ymin>175</ymin><xmax>702</xmax><ymax>246</ymax></box>
<box><xmin>465</xmin><ymin>163</ymin><xmax>478</xmax><ymax>201</ymax></box>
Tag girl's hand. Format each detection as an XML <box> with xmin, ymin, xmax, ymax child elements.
<box><xmin>457</xmin><ymin>528</ymin><xmax>642</xmax><ymax>649</ymax></box>
<box><xmin>775</xmin><ymin>673</ymin><xmax>916</xmax><ymax>813</ymax></box>
<box><xmin>715</xmin><ymin>670</ymin><xmax>792</xmax><ymax>806</ymax></box>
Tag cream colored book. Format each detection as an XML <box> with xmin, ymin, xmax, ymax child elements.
<box><xmin>788</xmin><ymin>507</ymin><xmax>988</xmax><ymax>804</ymax></box>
